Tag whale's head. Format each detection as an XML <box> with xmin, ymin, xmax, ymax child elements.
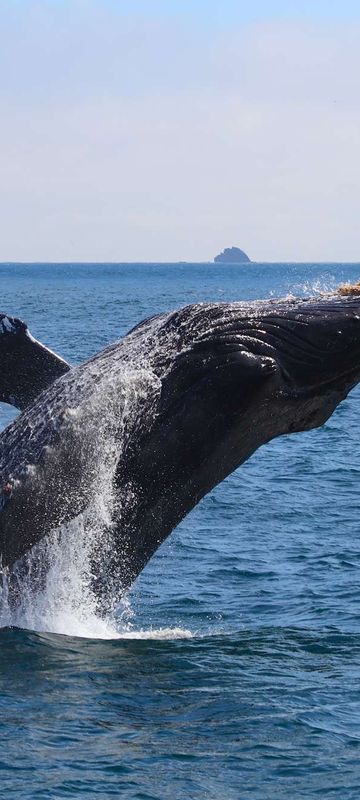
<box><xmin>113</xmin><ymin>292</ymin><xmax>360</xmax><ymax>588</ymax></box>
<box><xmin>157</xmin><ymin>295</ymin><xmax>360</xmax><ymax>438</ymax></box>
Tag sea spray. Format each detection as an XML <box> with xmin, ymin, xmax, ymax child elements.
<box><xmin>0</xmin><ymin>365</ymin><xmax>161</xmax><ymax>637</ymax></box>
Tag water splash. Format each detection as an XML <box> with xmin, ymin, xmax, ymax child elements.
<box><xmin>0</xmin><ymin>365</ymin><xmax>163</xmax><ymax>639</ymax></box>
<box><xmin>0</xmin><ymin>315</ymin><xmax>194</xmax><ymax>640</ymax></box>
<box><xmin>0</xmin><ymin>502</ymin><xmax>195</xmax><ymax>641</ymax></box>
<box><xmin>118</xmin><ymin>626</ymin><xmax>193</xmax><ymax>640</ymax></box>
<box><xmin>268</xmin><ymin>276</ymin><xmax>338</xmax><ymax>299</ymax></box>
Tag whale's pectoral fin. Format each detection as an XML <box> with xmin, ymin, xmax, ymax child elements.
<box><xmin>0</xmin><ymin>313</ymin><xmax>70</xmax><ymax>410</ymax></box>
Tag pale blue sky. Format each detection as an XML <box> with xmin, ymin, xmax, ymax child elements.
<box><xmin>50</xmin><ymin>0</ymin><xmax>360</xmax><ymax>22</ymax></box>
<box><xmin>1</xmin><ymin>1</ymin><xmax>360</xmax><ymax>261</ymax></box>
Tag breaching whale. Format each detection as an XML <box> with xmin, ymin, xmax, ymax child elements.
<box><xmin>1</xmin><ymin>293</ymin><xmax>360</xmax><ymax>606</ymax></box>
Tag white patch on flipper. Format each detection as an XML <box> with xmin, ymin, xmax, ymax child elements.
<box><xmin>0</xmin><ymin>316</ymin><xmax>15</xmax><ymax>333</ymax></box>
<box><xmin>25</xmin><ymin>330</ymin><xmax>69</xmax><ymax>367</ymax></box>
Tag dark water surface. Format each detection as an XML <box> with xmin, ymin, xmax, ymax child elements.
<box><xmin>1</xmin><ymin>262</ymin><xmax>360</xmax><ymax>798</ymax></box>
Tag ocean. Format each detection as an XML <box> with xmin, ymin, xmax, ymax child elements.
<box><xmin>0</xmin><ymin>261</ymin><xmax>360</xmax><ymax>799</ymax></box>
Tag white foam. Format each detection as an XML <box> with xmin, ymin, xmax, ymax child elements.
<box><xmin>0</xmin><ymin>365</ymin><xmax>162</xmax><ymax>639</ymax></box>
<box><xmin>117</xmin><ymin>626</ymin><xmax>193</xmax><ymax>641</ymax></box>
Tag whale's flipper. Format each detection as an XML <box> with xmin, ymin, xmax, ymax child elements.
<box><xmin>0</xmin><ymin>314</ymin><xmax>70</xmax><ymax>410</ymax></box>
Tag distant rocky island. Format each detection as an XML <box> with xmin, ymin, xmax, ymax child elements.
<box><xmin>214</xmin><ymin>247</ymin><xmax>251</xmax><ymax>264</ymax></box>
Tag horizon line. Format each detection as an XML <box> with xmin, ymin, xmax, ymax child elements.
<box><xmin>1</xmin><ymin>260</ymin><xmax>360</xmax><ymax>266</ymax></box>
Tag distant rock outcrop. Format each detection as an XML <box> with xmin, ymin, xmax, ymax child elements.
<box><xmin>214</xmin><ymin>247</ymin><xmax>251</xmax><ymax>264</ymax></box>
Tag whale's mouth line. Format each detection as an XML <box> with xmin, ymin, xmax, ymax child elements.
<box><xmin>277</xmin><ymin>361</ymin><xmax>360</xmax><ymax>400</ymax></box>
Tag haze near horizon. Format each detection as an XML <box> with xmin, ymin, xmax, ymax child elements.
<box><xmin>1</xmin><ymin>0</ymin><xmax>360</xmax><ymax>263</ymax></box>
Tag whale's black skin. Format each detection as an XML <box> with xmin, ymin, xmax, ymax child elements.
<box><xmin>0</xmin><ymin>313</ymin><xmax>70</xmax><ymax>410</ymax></box>
<box><xmin>1</xmin><ymin>294</ymin><xmax>360</xmax><ymax>604</ymax></box>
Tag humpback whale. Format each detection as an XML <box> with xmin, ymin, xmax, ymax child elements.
<box><xmin>1</xmin><ymin>293</ymin><xmax>360</xmax><ymax>606</ymax></box>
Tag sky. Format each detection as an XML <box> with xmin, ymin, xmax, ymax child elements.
<box><xmin>1</xmin><ymin>1</ymin><xmax>360</xmax><ymax>262</ymax></box>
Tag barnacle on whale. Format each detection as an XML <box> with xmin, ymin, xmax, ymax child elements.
<box><xmin>337</xmin><ymin>281</ymin><xmax>360</xmax><ymax>296</ymax></box>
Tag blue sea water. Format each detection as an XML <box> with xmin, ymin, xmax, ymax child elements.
<box><xmin>1</xmin><ymin>262</ymin><xmax>360</xmax><ymax>799</ymax></box>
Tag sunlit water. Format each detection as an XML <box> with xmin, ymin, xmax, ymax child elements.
<box><xmin>0</xmin><ymin>262</ymin><xmax>360</xmax><ymax>798</ymax></box>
